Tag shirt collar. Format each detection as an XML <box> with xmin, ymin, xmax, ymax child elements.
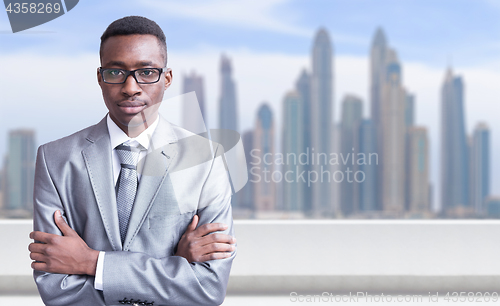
<box><xmin>106</xmin><ymin>114</ymin><xmax>159</xmax><ymax>150</ymax></box>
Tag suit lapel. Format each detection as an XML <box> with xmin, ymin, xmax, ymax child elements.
<box><xmin>82</xmin><ymin>117</ymin><xmax>122</xmax><ymax>251</ymax></box>
<box><xmin>122</xmin><ymin>117</ymin><xmax>178</xmax><ymax>251</ymax></box>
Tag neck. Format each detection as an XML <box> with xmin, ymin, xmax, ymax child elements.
<box><xmin>112</xmin><ymin>112</ymin><xmax>158</xmax><ymax>138</ymax></box>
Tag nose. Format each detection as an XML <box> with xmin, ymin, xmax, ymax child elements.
<box><xmin>121</xmin><ymin>73</ymin><xmax>142</xmax><ymax>97</ymax></box>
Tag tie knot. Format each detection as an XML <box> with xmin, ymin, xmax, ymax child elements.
<box><xmin>115</xmin><ymin>144</ymin><xmax>141</xmax><ymax>168</ymax></box>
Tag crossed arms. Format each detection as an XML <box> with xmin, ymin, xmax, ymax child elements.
<box><xmin>30</xmin><ymin>144</ymin><xmax>236</xmax><ymax>306</ymax></box>
<box><xmin>29</xmin><ymin>212</ymin><xmax>235</xmax><ymax>277</ymax></box>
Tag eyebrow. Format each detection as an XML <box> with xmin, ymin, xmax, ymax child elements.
<box><xmin>138</xmin><ymin>61</ymin><xmax>155</xmax><ymax>67</ymax></box>
<box><xmin>103</xmin><ymin>61</ymin><xmax>126</xmax><ymax>67</ymax></box>
<box><xmin>103</xmin><ymin>61</ymin><xmax>157</xmax><ymax>68</ymax></box>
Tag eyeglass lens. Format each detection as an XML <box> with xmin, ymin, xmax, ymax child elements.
<box><xmin>102</xmin><ymin>68</ymin><xmax>161</xmax><ymax>83</ymax></box>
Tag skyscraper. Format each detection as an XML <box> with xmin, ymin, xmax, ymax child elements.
<box><xmin>236</xmin><ymin>130</ymin><xmax>255</xmax><ymax>216</ymax></box>
<box><xmin>340</xmin><ymin>95</ymin><xmax>363</xmax><ymax>216</ymax></box>
<box><xmin>282</xmin><ymin>91</ymin><xmax>303</xmax><ymax>212</ymax></box>
<box><xmin>380</xmin><ymin>49</ymin><xmax>406</xmax><ymax>214</ymax></box>
<box><xmin>182</xmin><ymin>71</ymin><xmax>206</xmax><ymax>134</ymax></box>
<box><xmin>408</xmin><ymin>127</ymin><xmax>430</xmax><ymax>214</ymax></box>
<box><xmin>370</xmin><ymin>27</ymin><xmax>388</xmax><ymax>211</ymax></box>
<box><xmin>310</xmin><ymin>28</ymin><xmax>333</xmax><ymax>216</ymax></box>
<box><xmin>486</xmin><ymin>197</ymin><xmax>500</xmax><ymax>218</ymax></box>
<box><xmin>295</xmin><ymin>69</ymin><xmax>313</xmax><ymax>215</ymax></box>
<box><xmin>355</xmin><ymin>119</ymin><xmax>377</xmax><ymax>212</ymax></box>
<box><xmin>5</xmin><ymin>129</ymin><xmax>35</xmax><ymax>216</ymax></box>
<box><xmin>404</xmin><ymin>94</ymin><xmax>415</xmax><ymax>211</ymax></box>
<box><xmin>371</xmin><ymin>28</ymin><xmax>388</xmax><ymax>130</ymax></box>
<box><xmin>470</xmin><ymin>122</ymin><xmax>490</xmax><ymax>215</ymax></box>
<box><xmin>441</xmin><ymin>69</ymin><xmax>469</xmax><ymax>215</ymax></box>
<box><xmin>254</xmin><ymin>103</ymin><xmax>275</xmax><ymax>212</ymax></box>
<box><xmin>219</xmin><ymin>54</ymin><xmax>238</xmax><ymax>136</ymax></box>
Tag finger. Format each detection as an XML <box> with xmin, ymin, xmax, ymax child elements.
<box><xmin>199</xmin><ymin>252</ymin><xmax>232</xmax><ymax>262</ymax></box>
<box><xmin>28</xmin><ymin>242</ymin><xmax>47</xmax><ymax>254</ymax></box>
<box><xmin>54</xmin><ymin>210</ymin><xmax>76</xmax><ymax>237</ymax></box>
<box><xmin>29</xmin><ymin>252</ymin><xmax>47</xmax><ymax>262</ymax></box>
<box><xmin>31</xmin><ymin>261</ymin><xmax>48</xmax><ymax>272</ymax></box>
<box><xmin>198</xmin><ymin>233</ymin><xmax>235</xmax><ymax>246</ymax></box>
<box><xmin>186</xmin><ymin>215</ymin><xmax>199</xmax><ymax>233</ymax></box>
<box><xmin>199</xmin><ymin>242</ymin><xmax>236</xmax><ymax>255</ymax></box>
<box><xmin>30</xmin><ymin>231</ymin><xmax>53</xmax><ymax>244</ymax></box>
<box><xmin>195</xmin><ymin>223</ymin><xmax>228</xmax><ymax>237</ymax></box>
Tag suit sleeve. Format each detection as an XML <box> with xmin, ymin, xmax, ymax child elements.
<box><xmin>102</xmin><ymin>144</ymin><xmax>236</xmax><ymax>306</ymax></box>
<box><xmin>32</xmin><ymin>145</ymin><xmax>106</xmax><ymax>306</ymax></box>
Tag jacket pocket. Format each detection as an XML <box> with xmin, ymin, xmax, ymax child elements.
<box><xmin>148</xmin><ymin>214</ymin><xmax>181</xmax><ymax>229</ymax></box>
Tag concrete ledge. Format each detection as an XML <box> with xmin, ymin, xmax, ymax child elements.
<box><xmin>0</xmin><ymin>275</ymin><xmax>37</xmax><ymax>295</ymax></box>
<box><xmin>3</xmin><ymin>220</ymin><xmax>500</xmax><ymax>295</ymax></box>
<box><xmin>227</xmin><ymin>275</ymin><xmax>500</xmax><ymax>294</ymax></box>
<box><xmin>6</xmin><ymin>275</ymin><xmax>500</xmax><ymax>296</ymax></box>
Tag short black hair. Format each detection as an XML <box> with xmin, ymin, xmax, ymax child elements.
<box><xmin>100</xmin><ymin>16</ymin><xmax>167</xmax><ymax>66</ymax></box>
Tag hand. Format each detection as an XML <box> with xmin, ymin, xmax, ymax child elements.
<box><xmin>175</xmin><ymin>215</ymin><xmax>236</xmax><ymax>263</ymax></box>
<box><xmin>28</xmin><ymin>210</ymin><xmax>99</xmax><ymax>276</ymax></box>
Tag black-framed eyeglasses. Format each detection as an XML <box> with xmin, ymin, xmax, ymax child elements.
<box><xmin>99</xmin><ymin>67</ymin><xmax>167</xmax><ymax>84</ymax></box>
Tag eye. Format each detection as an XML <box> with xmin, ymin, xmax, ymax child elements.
<box><xmin>108</xmin><ymin>69</ymin><xmax>124</xmax><ymax>76</ymax></box>
<box><xmin>139</xmin><ymin>69</ymin><xmax>157</xmax><ymax>76</ymax></box>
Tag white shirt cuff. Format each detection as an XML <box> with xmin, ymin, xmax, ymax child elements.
<box><xmin>94</xmin><ymin>251</ymin><xmax>105</xmax><ymax>290</ymax></box>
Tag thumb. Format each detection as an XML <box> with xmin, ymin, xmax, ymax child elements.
<box><xmin>54</xmin><ymin>210</ymin><xmax>76</xmax><ymax>237</ymax></box>
<box><xmin>187</xmin><ymin>214</ymin><xmax>199</xmax><ymax>233</ymax></box>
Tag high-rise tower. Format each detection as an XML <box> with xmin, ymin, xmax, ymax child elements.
<box><xmin>355</xmin><ymin>119</ymin><xmax>378</xmax><ymax>212</ymax></box>
<box><xmin>371</xmin><ymin>28</ymin><xmax>388</xmax><ymax>130</ymax></box>
<box><xmin>380</xmin><ymin>49</ymin><xmax>406</xmax><ymax>213</ymax></box>
<box><xmin>441</xmin><ymin>69</ymin><xmax>469</xmax><ymax>214</ymax></box>
<box><xmin>219</xmin><ymin>55</ymin><xmax>238</xmax><ymax>135</ymax></box>
<box><xmin>404</xmin><ymin>94</ymin><xmax>415</xmax><ymax>211</ymax></box>
<box><xmin>5</xmin><ymin>129</ymin><xmax>35</xmax><ymax>215</ymax></box>
<box><xmin>408</xmin><ymin>127</ymin><xmax>430</xmax><ymax>214</ymax></box>
<box><xmin>254</xmin><ymin>103</ymin><xmax>275</xmax><ymax>212</ymax></box>
<box><xmin>370</xmin><ymin>28</ymin><xmax>388</xmax><ymax>211</ymax></box>
<box><xmin>310</xmin><ymin>28</ymin><xmax>333</xmax><ymax>216</ymax></box>
<box><xmin>282</xmin><ymin>91</ymin><xmax>304</xmax><ymax>212</ymax></box>
<box><xmin>470</xmin><ymin>122</ymin><xmax>490</xmax><ymax>215</ymax></box>
<box><xmin>340</xmin><ymin>95</ymin><xmax>363</xmax><ymax>216</ymax></box>
<box><xmin>236</xmin><ymin>130</ymin><xmax>255</xmax><ymax>215</ymax></box>
<box><xmin>182</xmin><ymin>71</ymin><xmax>206</xmax><ymax>134</ymax></box>
<box><xmin>295</xmin><ymin>69</ymin><xmax>312</xmax><ymax>215</ymax></box>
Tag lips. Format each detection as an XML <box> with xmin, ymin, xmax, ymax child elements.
<box><xmin>118</xmin><ymin>101</ymin><xmax>147</xmax><ymax>114</ymax></box>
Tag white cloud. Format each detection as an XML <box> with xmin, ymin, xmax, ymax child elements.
<box><xmin>484</xmin><ymin>0</ymin><xmax>500</xmax><ymax>10</ymax></box>
<box><xmin>141</xmin><ymin>0</ymin><xmax>310</xmax><ymax>37</ymax></box>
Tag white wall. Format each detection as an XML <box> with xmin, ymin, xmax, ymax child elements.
<box><xmin>2</xmin><ymin>220</ymin><xmax>500</xmax><ymax>294</ymax></box>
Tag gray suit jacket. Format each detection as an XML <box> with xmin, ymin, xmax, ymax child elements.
<box><xmin>33</xmin><ymin>115</ymin><xmax>235</xmax><ymax>306</ymax></box>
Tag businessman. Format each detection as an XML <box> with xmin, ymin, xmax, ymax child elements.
<box><xmin>28</xmin><ymin>16</ymin><xmax>236</xmax><ymax>306</ymax></box>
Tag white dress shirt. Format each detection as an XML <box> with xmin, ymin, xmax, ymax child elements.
<box><xmin>94</xmin><ymin>114</ymin><xmax>159</xmax><ymax>290</ymax></box>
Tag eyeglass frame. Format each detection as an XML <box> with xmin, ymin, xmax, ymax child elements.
<box><xmin>98</xmin><ymin>67</ymin><xmax>168</xmax><ymax>84</ymax></box>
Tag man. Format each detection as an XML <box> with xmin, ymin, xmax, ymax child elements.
<box><xmin>28</xmin><ymin>16</ymin><xmax>236</xmax><ymax>306</ymax></box>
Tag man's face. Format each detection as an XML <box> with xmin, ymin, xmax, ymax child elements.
<box><xmin>98</xmin><ymin>34</ymin><xmax>172</xmax><ymax>134</ymax></box>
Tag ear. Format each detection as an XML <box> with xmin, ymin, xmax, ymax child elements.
<box><xmin>164</xmin><ymin>68</ymin><xmax>173</xmax><ymax>91</ymax></box>
<box><xmin>97</xmin><ymin>68</ymin><xmax>103</xmax><ymax>88</ymax></box>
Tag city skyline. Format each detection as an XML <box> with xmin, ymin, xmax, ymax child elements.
<box><xmin>1</xmin><ymin>1</ymin><xmax>499</xmax><ymax>216</ymax></box>
<box><xmin>238</xmin><ymin>27</ymin><xmax>495</xmax><ymax>218</ymax></box>
<box><xmin>1</xmin><ymin>24</ymin><xmax>498</xmax><ymax>217</ymax></box>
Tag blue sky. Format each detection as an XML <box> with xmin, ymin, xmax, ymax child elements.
<box><xmin>2</xmin><ymin>0</ymin><xmax>500</xmax><ymax>65</ymax></box>
<box><xmin>1</xmin><ymin>0</ymin><xmax>500</xmax><ymax>207</ymax></box>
